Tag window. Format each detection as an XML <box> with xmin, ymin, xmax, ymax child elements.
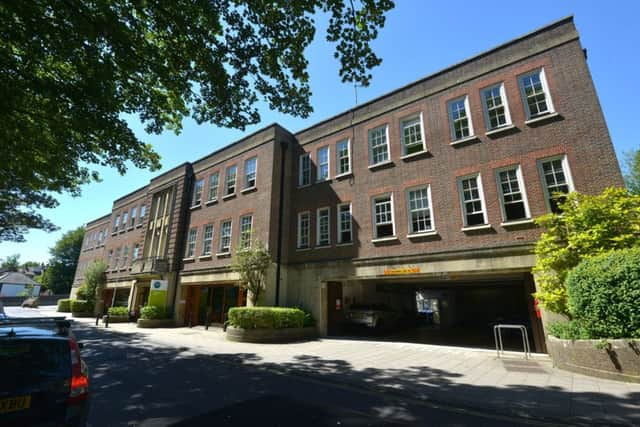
<box><xmin>496</xmin><ymin>166</ymin><xmax>530</xmax><ymax>222</ymax></box>
<box><xmin>448</xmin><ymin>96</ymin><xmax>473</xmax><ymax>141</ymax></box>
<box><xmin>407</xmin><ymin>186</ymin><xmax>434</xmax><ymax>234</ymax></box>
<box><xmin>316</xmin><ymin>207</ymin><xmax>330</xmax><ymax>246</ymax></box>
<box><xmin>519</xmin><ymin>69</ymin><xmax>554</xmax><ymax>119</ymax></box>
<box><xmin>114</xmin><ymin>247</ymin><xmax>121</xmax><ymax>268</ymax></box>
<box><xmin>107</xmin><ymin>250</ymin><xmax>113</xmax><ymax>269</ymax></box>
<box><xmin>298</xmin><ymin>153</ymin><xmax>311</xmax><ymax>186</ymax></box>
<box><xmin>297</xmin><ymin>212</ymin><xmax>310</xmax><ymax>249</ymax></box>
<box><xmin>239</xmin><ymin>215</ymin><xmax>253</xmax><ymax>249</ymax></box>
<box><xmin>185</xmin><ymin>227</ymin><xmax>197</xmax><ymax>258</ymax></box>
<box><xmin>192</xmin><ymin>179</ymin><xmax>203</xmax><ymax>206</ymax></box>
<box><xmin>202</xmin><ymin>224</ymin><xmax>214</xmax><ymax>255</ymax></box>
<box><xmin>122</xmin><ymin>245</ymin><xmax>129</xmax><ymax>267</ymax></box>
<box><xmin>458</xmin><ymin>174</ymin><xmax>488</xmax><ymax>227</ymax></box>
<box><xmin>482</xmin><ymin>83</ymin><xmax>511</xmax><ymax>130</ymax></box>
<box><xmin>368</xmin><ymin>125</ymin><xmax>390</xmax><ymax>166</ymax></box>
<box><xmin>113</xmin><ymin>215</ymin><xmax>120</xmax><ymax>233</ymax></box>
<box><xmin>538</xmin><ymin>156</ymin><xmax>573</xmax><ymax>213</ymax></box>
<box><xmin>337</xmin><ymin>203</ymin><xmax>352</xmax><ymax>244</ymax></box>
<box><xmin>336</xmin><ymin>139</ymin><xmax>351</xmax><ymax>176</ymax></box>
<box><xmin>207</xmin><ymin>173</ymin><xmax>219</xmax><ymax>202</ymax></box>
<box><xmin>98</xmin><ymin>231</ymin><xmax>103</xmax><ymax>245</ymax></box>
<box><xmin>219</xmin><ymin>220</ymin><xmax>232</xmax><ymax>253</ymax></box>
<box><xmin>401</xmin><ymin>115</ymin><xmax>426</xmax><ymax>156</ymax></box>
<box><xmin>132</xmin><ymin>244</ymin><xmax>140</xmax><ymax>261</ymax></box>
<box><xmin>373</xmin><ymin>195</ymin><xmax>395</xmax><ymax>239</ymax></box>
<box><xmin>122</xmin><ymin>211</ymin><xmax>128</xmax><ymax>230</ymax></box>
<box><xmin>244</xmin><ymin>157</ymin><xmax>257</xmax><ymax>189</ymax></box>
<box><xmin>138</xmin><ymin>205</ymin><xmax>146</xmax><ymax>225</ymax></box>
<box><xmin>225</xmin><ymin>166</ymin><xmax>237</xmax><ymax>196</ymax></box>
<box><xmin>316</xmin><ymin>146</ymin><xmax>329</xmax><ymax>181</ymax></box>
<box><xmin>130</xmin><ymin>206</ymin><xmax>137</xmax><ymax>227</ymax></box>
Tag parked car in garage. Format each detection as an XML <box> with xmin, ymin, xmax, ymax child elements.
<box><xmin>345</xmin><ymin>303</ymin><xmax>408</xmax><ymax>330</ymax></box>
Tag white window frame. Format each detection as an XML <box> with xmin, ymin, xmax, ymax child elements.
<box><xmin>317</xmin><ymin>146</ymin><xmax>330</xmax><ymax>182</ymax></box>
<box><xmin>336</xmin><ymin>139</ymin><xmax>351</xmax><ymax>176</ymax></box>
<box><xmin>297</xmin><ymin>211</ymin><xmax>310</xmax><ymax>249</ymax></box>
<box><xmin>244</xmin><ymin>157</ymin><xmax>257</xmax><ymax>189</ymax></box>
<box><xmin>400</xmin><ymin>114</ymin><xmax>427</xmax><ymax>156</ymax></box>
<box><xmin>208</xmin><ymin>172</ymin><xmax>219</xmax><ymax>202</ymax></box>
<box><xmin>185</xmin><ymin>227</ymin><xmax>197</xmax><ymax>258</ymax></box>
<box><xmin>113</xmin><ymin>215</ymin><xmax>120</xmax><ymax>233</ymax></box>
<box><xmin>447</xmin><ymin>96</ymin><xmax>474</xmax><ymax>141</ymax></box>
<box><xmin>225</xmin><ymin>165</ymin><xmax>237</xmax><ymax>196</ymax></box>
<box><xmin>481</xmin><ymin>83</ymin><xmax>512</xmax><ymax>131</ymax></box>
<box><xmin>298</xmin><ymin>153</ymin><xmax>311</xmax><ymax>187</ymax></box>
<box><xmin>121</xmin><ymin>212</ymin><xmax>128</xmax><ymax>231</ymax></box>
<box><xmin>239</xmin><ymin>215</ymin><xmax>253</xmax><ymax>249</ymax></box>
<box><xmin>537</xmin><ymin>155</ymin><xmax>574</xmax><ymax>213</ymax></box>
<box><xmin>122</xmin><ymin>245</ymin><xmax>129</xmax><ymax>267</ymax></box>
<box><xmin>518</xmin><ymin>68</ymin><xmax>555</xmax><ymax>120</ymax></box>
<box><xmin>138</xmin><ymin>205</ymin><xmax>146</xmax><ymax>225</ymax></box>
<box><xmin>316</xmin><ymin>207</ymin><xmax>330</xmax><ymax>247</ymax></box>
<box><xmin>406</xmin><ymin>185</ymin><xmax>435</xmax><ymax>235</ymax></box>
<box><xmin>495</xmin><ymin>165</ymin><xmax>531</xmax><ymax>223</ymax></box>
<box><xmin>368</xmin><ymin>125</ymin><xmax>390</xmax><ymax>166</ymax></box>
<box><xmin>202</xmin><ymin>224</ymin><xmax>214</xmax><ymax>256</ymax></box>
<box><xmin>372</xmin><ymin>193</ymin><xmax>396</xmax><ymax>240</ymax></box>
<box><xmin>132</xmin><ymin>244</ymin><xmax>140</xmax><ymax>261</ymax></box>
<box><xmin>457</xmin><ymin>173</ymin><xmax>489</xmax><ymax>228</ymax></box>
<box><xmin>192</xmin><ymin>179</ymin><xmax>204</xmax><ymax>206</ymax></box>
<box><xmin>337</xmin><ymin>203</ymin><xmax>353</xmax><ymax>244</ymax></box>
<box><xmin>219</xmin><ymin>219</ymin><xmax>232</xmax><ymax>254</ymax></box>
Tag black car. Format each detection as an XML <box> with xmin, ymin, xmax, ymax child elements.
<box><xmin>0</xmin><ymin>317</ymin><xmax>89</xmax><ymax>426</ymax></box>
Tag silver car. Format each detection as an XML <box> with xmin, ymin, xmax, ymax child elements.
<box><xmin>345</xmin><ymin>304</ymin><xmax>401</xmax><ymax>329</ymax></box>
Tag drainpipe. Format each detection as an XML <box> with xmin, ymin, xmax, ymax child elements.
<box><xmin>275</xmin><ymin>140</ymin><xmax>288</xmax><ymax>306</ymax></box>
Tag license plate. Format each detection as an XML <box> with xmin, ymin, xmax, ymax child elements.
<box><xmin>0</xmin><ymin>396</ymin><xmax>31</xmax><ymax>414</ymax></box>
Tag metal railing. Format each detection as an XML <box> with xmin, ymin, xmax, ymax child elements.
<box><xmin>494</xmin><ymin>324</ymin><xmax>531</xmax><ymax>359</ymax></box>
<box><xmin>130</xmin><ymin>257</ymin><xmax>169</xmax><ymax>274</ymax></box>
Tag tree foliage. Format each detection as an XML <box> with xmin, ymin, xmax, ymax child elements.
<box><xmin>41</xmin><ymin>227</ymin><xmax>84</xmax><ymax>294</ymax></box>
<box><xmin>623</xmin><ymin>148</ymin><xmax>640</xmax><ymax>195</ymax></box>
<box><xmin>83</xmin><ymin>259</ymin><xmax>106</xmax><ymax>304</ymax></box>
<box><xmin>533</xmin><ymin>188</ymin><xmax>640</xmax><ymax>316</ymax></box>
<box><xmin>231</xmin><ymin>240</ymin><xmax>273</xmax><ymax>306</ymax></box>
<box><xmin>0</xmin><ymin>0</ymin><xmax>394</xmax><ymax>241</ymax></box>
<box><xmin>0</xmin><ymin>254</ymin><xmax>20</xmax><ymax>271</ymax></box>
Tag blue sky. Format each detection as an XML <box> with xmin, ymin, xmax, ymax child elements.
<box><xmin>2</xmin><ymin>0</ymin><xmax>639</xmax><ymax>263</ymax></box>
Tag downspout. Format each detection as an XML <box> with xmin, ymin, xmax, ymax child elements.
<box><xmin>275</xmin><ymin>140</ymin><xmax>288</xmax><ymax>306</ymax></box>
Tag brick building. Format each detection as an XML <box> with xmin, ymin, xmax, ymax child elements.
<box><xmin>71</xmin><ymin>17</ymin><xmax>622</xmax><ymax>352</ymax></box>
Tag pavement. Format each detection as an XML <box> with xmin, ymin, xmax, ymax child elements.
<box><xmin>7</xmin><ymin>306</ymin><xmax>640</xmax><ymax>426</ymax></box>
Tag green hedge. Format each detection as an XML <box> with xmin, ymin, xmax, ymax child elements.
<box><xmin>70</xmin><ymin>299</ymin><xmax>93</xmax><ymax>313</ymax></box>
<box><xmin>140</xmin><ymin>305</ymin><xmax>170</xmax><ymax>320</ymax></box>
<box><xmin>558</xmin><ymin>248</ymin><xmax>640</xmax><ymax>339</ymax></box>
<box><xmin>57</xmin><ymin>299</ymin><xmax>72</xmax><ymax>312</ymax></box>
<box><xmin>228</xmin><ymin>307</ymin><xmax>305</xmax><ymax>329</ymax></box>
<box><xmin>108</xmin><ymin>306</ymin><xmax>129</xmax><ymax>316</ymax></box>
<box><xmin>75</xmin><ymin>286</ymin><xmax>89</xmax><ymax>300</ymax></box>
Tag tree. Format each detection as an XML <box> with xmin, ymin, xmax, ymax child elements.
<box><xmin>232</xmin><ymin>241</ymin><xmax>273</xmax><ymax>306</ymax></box>
<box><xmin>533</xmin><ymin>188</ymin><xmax>640</xmax><ymax>317</ymax></box>
<box><xmin>83</xmin><ymin>260</ymin><xmax>106</xmax><ymax>305</ymax></box>
<box><xmin>0</xmin><ymin>254</ymin><xmax>20</xmax><ymax>271</ymax></box>
<box><xmin>0</xmin><ymin>0</ymin><xmax>395</xmax><ymax>242</ymax></box>
<box><xmin>41</xmin><ymin>227</ymin><xmax>84</xmax><ymax>294</ymax></box>
<box><xmin>623</xmin><ymin>148</ymin><xmax>640</xmax><ymax>195</ymax></box>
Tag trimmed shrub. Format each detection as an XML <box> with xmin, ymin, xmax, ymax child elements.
<box><xmin>70</xmin><ymin>299</ymin><xmax>93</xmax><ymax>313</ymax></box>
<box><xmin>57</xmin><ymin>298</ymin><xmax>72</xmax><ymax>312</ymax></box>
<box><xmin>564</xmin><ymin>248</ymin><xmax>640</xmax><ymax>339</ymax></box>
<box><xmin>546</xmin><ymin>320</ymin><xmax>590</xmax><ymax>340</ymax></box>
<box><xmin>140</xmin><ymin>305</ymin><xmax>170</xmax><ymax>320</ymax></box>
<box><xmin>228</xmin><ymin>307</ymin><xmax>304</xmax><ymax>329</ymax></box>
<box><xmin>292</xmin><ymin>306</ymin><xmax>316</xmax><ymax>327</ymax></box>
<box><xmin>108</xmin><ymin>306</ymin><xmax>129</xmax><ymax>316</ymax></box>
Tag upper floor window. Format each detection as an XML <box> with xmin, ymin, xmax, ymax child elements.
<box><xmin>113</xmin><ymin>215</ymin><xmax>120</xmax><ymax>233</ymax></box>
<box><xmin>132</xmin><ymin>244</ymin><xmax>140</xmax><ymax>261</ymax></box>
<box><xmin>336</xmin><ymin>139</ymin><xmax>351</xmax><ymax>176</ymax></box>
<box><xmin>122</xmin><ymin>245</ymin><xmax>129</xmax><ymax>267</ymax></box>
<box><xmin>298</xmin><ymin>153</ymin><xmax>311</xmax><ymax>187</ymax></box>
<box><xmin>122</xmin><ymin>211</ymin><xmax>128</xmax><ymax>230</ymax></box>
<box><xmin>244</xmin><ymin>157</ymin><xmax>257</xmax><ymax>189</ymax></box>
<box><xmin>219</xmin><ymin>219</ymin><xmax>232</xmax><ymax>253</ymax></box>
<box><xmin>317</xmin><ymin>146</ymin><xmax>330</xmax><ymax>182</ymax></box>
<box><xmin>401</xmin><ymin>115</ymin><xmax>426</xmax><ymax>156</ymax></box>
<box><xmin>185</xmin><ymin>227</ymin><xmax>197</xmax><ymax>258</ymax></box>
<box><xmin>98</xmin><ymin>230</ymin><xmax>103</xmax><ymax>245</ymax></box>
<box><xmin>225</xmin><ymin>166</ymin><xmax>237</xmax><ymax>196</ymax></box>
<box><xmin>458</xmin><ymin>174</ymin><xmax>487</xmax><ymax>227</ymax></box>
<box><xmin>482</xmin><ymin>83</ymin><xmax>511</xmax><ymax>130</ymax></box>
<box><xmin>337</xmin><ymin>203</ymin><xmax>352</xmax><ymax>244</ymax></box>
<box><xmin>239</xmin><ymin>215</ymin><xmax>253</xmax><ymax>249</ymax></box>
<box><xmin>316</xmin><ymin>207</ymin><xmax>330</xmax><ymax>246</ymax></box>
<box><xmin>448</xmin><ymin>96</ymin><xmax>473</xmax><ymax>141</ymax></box>
<box><xmin>130</xmin><ymin>206</ymin><xmax>137</xmax><ymax>227</ymax></box>
<box><xmin>368</xmin><ymin>125</ymin><xmax>390</xmax><ymax>166</ymax></box>
<box><xmin>202</xmin><ymin>224</ymin><xmax>214</xmax><ymax>256</ymax></box>
<box><xmin>297</xmin><ymin>212</ymin><xmax>310</xmax><ymax>249</ymax></box>
<box><xmin>496</xmin><ymin>166</ymin><xmax>530</xmax><ymax>222</ymax></box>
<box><xmin>538</xmin><ymin>155</ymin><xmax>573</xmax><ymax>214</ymax></box>
<box><xmin>114</xmin><ymin>247</ymin><xmax>121</xmax><ymax>267</ymax></box>
<box><xmin>407</xmin><ymin>186</ymin><xmax>434</xmax><ymax>235</ymax></box>
<box><xmin>373</xmin><ymin>194</ymin><xmax>395</xmax><ymax>239</ymax></box>
<box><xmin>138</xmin><ymin>205</ymin><xmax>146</xmax><ymax>225</ymax></box>
<box><xmin>519</xmin><ymin>69</ymin><xmax>554</xmax><ymax>119</ymax></box>
<box><xmin>192</xmin><ymin>179</ymin><xmax>204</xmax><ymax>206</ymax></box>
<box><xmin>106</xmin><ymin>250</ymin><xmax>113</xmax><ymax>269</ymax></box>
<box><xmin>208</xmin><ymin>172</ymin><xmax>219</xmax><ymax>202</ymax></box>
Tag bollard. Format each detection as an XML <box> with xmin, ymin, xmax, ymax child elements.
<box><xmin>105</xmin><ymin>314</ymin><xmax>109</xmax><ymax>328</ymax></box>
<box><xmin>95</xmin><ymin>315</ymin><xmax>100</xmax><ymax>326</ymax></box>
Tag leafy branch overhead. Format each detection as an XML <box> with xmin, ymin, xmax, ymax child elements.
<box><xmin>0</xmin><ymin>0</ymin><xmax>395</xmax><ymax>241</ymax></box>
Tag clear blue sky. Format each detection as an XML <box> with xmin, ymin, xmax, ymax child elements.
<box><xmin>2</xmin><ymin>0</ymin><xmax>638</xmax><ymax>263</ymax></box>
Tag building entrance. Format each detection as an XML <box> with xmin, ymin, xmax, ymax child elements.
<box><xmin>184</xmin><ymin>285</ymin><xmax>246</xmax><ymax>327</ymax></box>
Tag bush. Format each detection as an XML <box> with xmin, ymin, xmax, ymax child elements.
<box><xmin>228</xmin><ymin>307</ymin><xmax>304</xmax><ymax>329</ymax></box>
<box><xmin>57</xmin><ymin>298</ymin><xmax>72</xmax><ymax>312</ymax></box>
<box><xmin>108</xmin><ymin>306</ymin><xmax>129</xmax><ymax>316</ymax></box>
<box><xmin>75</xmin><ymin>286</ymin><xmax>89</xmax><ymax>300</ymax></box>
<box><xmin>547</xmin><ymin>320</ymin><xmax>591</xmax><ymax>340</ymax></box>
<box><xmin>292</xmin><ymin>306</ymin><xmax>316</xmax><ymax>327</ymax></box>
<box><xmin>564</xmin><ymin>248</ymin><xmax>640</xmax><ymax>339</ymax></box>
<box><xmin>140</xmin><ymin>305</ymin><xmax>170</xmax><ymax>320</ymax></box>
<box><xmin>70</xmin><ymin>299</ymin><xmax>93</xmax><ymax>313</ymax></box>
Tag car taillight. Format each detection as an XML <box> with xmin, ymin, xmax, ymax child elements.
<box><xmin>68</xmin><ymin>337</ymin><xmax>88</xmax><ymax>403</ymax></box>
